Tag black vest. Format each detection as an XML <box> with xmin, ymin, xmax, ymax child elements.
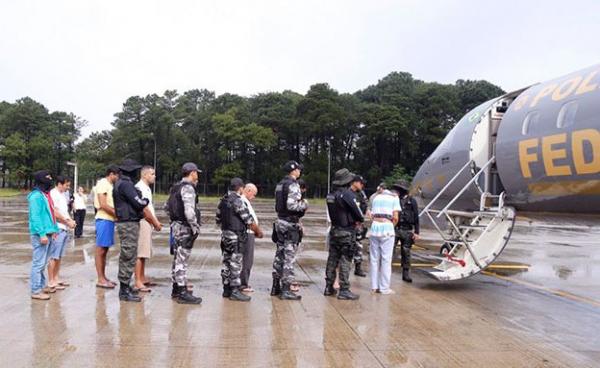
<box><xmin>400</xmin><ymin>196</ymin><xmax>416</xmax><ymax>226</ymax></box>
<box><xmin>275</xmin><ymin>176</ymin><xmax>304</xmax><ymax>222</ymax></box>
<box><xmin>326</xmin><ymin>188</ymin><xmax>354</xmax><ymax>229</ymax></box>
<box><xmin>167</xmin><ymin>181</ymin><xmax>200</xmax><ymax>224</ymax></box>
<box><xmin>217</xmin><ymin>192</ymin><xmax>246</xmax><ymax>232</ymax></box>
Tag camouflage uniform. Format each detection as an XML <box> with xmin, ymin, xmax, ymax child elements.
<box><xmin>272</xmin><ymin>179</ymin><xmax>307</xmax><ymax>288</ymax></box>
<box><xmin>325</xmin><ymin>227</ymin><xmax>355</xmax><ymax>290</ymax></box>
<box><xmin>216</xmin><ymin>191</ymin><xmax>254</xmax><ymax>288</ymax></box>
<box><xmin>353</xmin><ymin>190</ymin><xmax>368</xmax><ymax>265</ymax></box>
<box><xmin>167</xmin><ymin>180</ymin><xmax>201</xmax><ymax>287</ymax></box>
<box><xmin>116</xmin><ymin>221</ymin><xmax>140</xmax><ymax>284</ymax></box>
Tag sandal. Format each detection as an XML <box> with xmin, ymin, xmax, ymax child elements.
<box><xmin>58</xmin><ymin>281</ymin><xmax>70</xmax><ymax>287</ymax></box>
<box><xmin>144</xmin><ymin>281</ymin><xmax>158</xmax><ymax>287</ymax></box>
<box><xmin>134</xmin><ymin>286</ymin><xmax>152</xmax><ymax>293</ymax></box>
<box><xmin>43</xmin><ymin>286</ymin><xmax>56</xmax><ymax>293</ymax></box>
<box><xmin>49</xmin><ymin>284</ymin><xmax>66</xmax><ymax>290</ymax></box>
<box><xmin>31</xmin><ymin>293</ymin><xmax>51</xmax><ymax>300</ymax></box>
<box><xmin>96</xmin><ymin>282</ymin><xmax>116</xmax><ymax>289</ymax></box>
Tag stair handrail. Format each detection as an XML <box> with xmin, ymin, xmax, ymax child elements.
<box><xmin>419</xmin><ymin>160</ymin><xmax>473</xmax><ymax>217</ymax></box>
<box><xmin>436</xmin><ymin>156</ymin><xmax>496</xmax><ymax>218</ymax></box>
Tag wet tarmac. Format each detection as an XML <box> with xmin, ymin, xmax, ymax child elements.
<box><xmin>1</xmin><ymin>197</ymin><xmax>600</xmax><ymax>367</ymax></box>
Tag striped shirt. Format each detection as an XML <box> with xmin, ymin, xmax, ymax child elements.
<box><xmin>369</xmin><ymin>190</ymin><xmax>401</xmax><ymax>237</ymax></box>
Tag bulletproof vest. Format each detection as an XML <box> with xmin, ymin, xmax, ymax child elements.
<box><xmin>400</xmin><ymin>195</ymin><xmax>416</xmax><ymax>225</ymax></box>
<box><xmin>275</xmin><ymin>176</ymin><xmax>304</xmax><ymax>221</ymax></box>
<box><xmin>358</xmin><ymin>190</ymin><xmax>368</xmax><ymax>214</ymax></box>
<box><xmin>167</xmin><ymin>181</ymin><xmax>199</xmax><ymax>224</ymax></box>
<box><xmin>217</xmin><ymin>192</ymin><xmax>246</xmax><ymax>232</ymax></box>
<box><xmin>326</xmin><ymin>188</ymin><xmax>354</xmax><ymax>229</ymax></box>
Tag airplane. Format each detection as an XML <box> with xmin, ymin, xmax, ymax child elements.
<box><xmin>411</xmin><ymin>63</ymin><xmax>600</xmax><ymax>281</ymax></box>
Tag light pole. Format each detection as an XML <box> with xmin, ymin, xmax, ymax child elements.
<box><xmin>327</xmin><ymin>141</ymin><xmax>331</xmax><ymax>194</ymax></box>
<box><xmin>66</xmin><ymin>161</ymin><xmax>78</xmax><ymax>192</ymax></box>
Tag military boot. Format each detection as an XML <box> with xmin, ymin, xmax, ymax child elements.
<box><xmin>337</xmin><ymin>289</ymin><xmax>360</xmax><ymax>300</ymax></box>
<box><xmin>222</xmin><ymin>284</ymin><xmax>232</xmax><ymax>298</ymax></box>
<box><xmin>279</xmin><ymin>284</ymin><xmax>301</xmax><ymax>301</ymax></box>
<box><xmin>174</xmin><ymin>287</ymin><xmax>202</xmax><ymax>305</ymax></box>
<box><xmin>270</xmin><ymin>278</ymin><xmax>281</xmax><ymax>296</ymax></box>
<box><xmin>354</xmin><ymin>263</ymin><xmax>367</xmax><ymax>277</ymax></box>
<box><xmin>402</xmin><ymin>269</ymin><xmax>413</xmax><ymax>283</ymax></box>
<box><xmin>229</xmin><ymin>288</ymin><xmax>251</xmax><ymax>302</ymax></box>
<box><xmin>324</xmin><ymin>284</ymin><xmax>337</xmax><ymax>297</ymax></box>
<box><xmin>119</xmin><ymin>283</ymin><xmax>142</xmax><ymax>303</ymax></box>
<box><xmin>171</xmin><ymin>283</ymin><xmax>179</xmax><ymax>299</ymax></box>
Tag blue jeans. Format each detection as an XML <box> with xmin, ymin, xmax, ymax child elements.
<box><xmin>30</xmin><ymin>235</ymin><xmax>51</xmax><ymax>294</ymax></box>
<box><xmin>49</xmin><ymin>230</ymin><xmax>69</xmax><ymax>260</ymax></box>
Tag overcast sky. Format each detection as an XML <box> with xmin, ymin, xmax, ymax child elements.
<box><xmin>1</xmin><ymin>0</ymin><xmax>600</xmax><ymax>138</ymax></box>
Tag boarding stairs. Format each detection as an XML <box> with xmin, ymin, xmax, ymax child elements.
<box><xmin>419</xmin><ymin>157</ymin><xmax>516</xmax><ymax>281</ymax></box>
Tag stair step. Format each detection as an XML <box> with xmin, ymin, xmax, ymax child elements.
<box><xmin>459</xmin><ymin>224</ymin><xmax>487</xmax><ymax>230</ymax></box>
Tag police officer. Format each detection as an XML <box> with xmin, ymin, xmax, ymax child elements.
<box><xmin>393</xmin><ymin>180</ymin><xmax>420</xmax><ymax>283</ymax></box>
<box><xmin>350</xmin><ymin>175</ymin><xmax>368</xmax><ymax>277</ymax></box>
<box><xmin>324</xmin><ymin>169</ymin><xmax>364</xmax><ymax>300</ymax></box>
<box><xmin>112</xmin><ymin>159</ymin><xmax>150</xmax><ymax>302</ymax></box>
<box><xmin>271</xmin><ymin>160</ymin><xmax>307</xmax><ymax>300</ymax></box>
<box><xmin>216</xmin><ymin>178</ymin><xmax>263</xmax><ymax>302</ymax></box>
<box><xmin>165</xmin><ymin>162</ymin><xmax>203</xmax><ymax>304</ymax></box>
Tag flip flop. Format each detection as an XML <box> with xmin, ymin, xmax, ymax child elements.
<box><xmin>242</xmin><ymin>287</ymin><xmax>254</xmax><ymax>292</ymax></box>
<box><xmin>106</xmin><ymin>280</ymin><xmax>117</xmax><ymax>287</ymax></box>
<box><xmin>144</xmin><ymin>282</ymin><xmax>158</xmax><ymax>287</ymax></box>
<box><xmin>134</xmin><ymin>287</ymin><xmax>152</xmax><ymax>293</ymax></box>
<box><xmin>96</xmin><ymin>282</ymin><xmax>115</xmax><ymax>289</ymax></box>
<box><xmin>58</xmin><ymin>281</ymin><xmax>70</xmax><ymax>287</ymax></box>
<box><xmin>49</xmin><ymin>284</ymin><xmax>66</xmax><ymax>290</ymax></box>
<box><xmin>42</xmin><ymin>287</ymin><xmax>56</xmax><ymax>294</ymax></box>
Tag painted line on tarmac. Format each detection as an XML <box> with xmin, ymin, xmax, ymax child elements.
<box><xmin>481</xmin><ymin>270</ymin><xmax>600</xmax><ymax>309</ymax></box>
<box><xmin>398</xmin><ymin>262</ymin><xmax>530</xmax><ymax>270</ymax></box>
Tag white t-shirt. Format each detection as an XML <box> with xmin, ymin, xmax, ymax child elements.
<box><xmin>241</xmin><ymin>195</ymin><xmax>258</xmax><ymax>234</ymax></box>
<box><xmin>73</xmin><ymin>192</ymin><xmax>87</xmax><ymax>210</ymax></box>
<box><xmin>135</xmin><ymin>180</ymin><xmax>154</xmax><ymax>216</ymax></box>
<box><xmin>50</xmin><ymin>188</ymin><xmax>71</xmax><ymax>231</ymax></box>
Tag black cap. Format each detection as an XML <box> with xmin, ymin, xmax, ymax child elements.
<box><xmin>118</xmin><ymin>159</ymin><xmax>142</xmax><ymax>173</ymax></box>
<box><xmin>352</xmin><ymin>175</ymin><xmax>366</xmax><ymax>184</ymax></box>
<box><xmin>182</xmin><ymin>162</ymin><xmax>201</xmax><ymax>176</ymax></box>
<box><xmin>282</xmin><ymin>160</ymin><xmax>303</xmax><ymax>173</ymax></box>
<box><xmin>229</xmin><ymin>177</ymin><xmax>245</xmax><ymax>191</ymax></box>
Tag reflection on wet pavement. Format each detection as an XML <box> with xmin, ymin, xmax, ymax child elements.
<box><xmin>0</xmin><ymin>197</ymin><xmax>599</xmax><ymax>367</ymax></box>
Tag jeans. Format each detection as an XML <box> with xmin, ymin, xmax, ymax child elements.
<box><xmin>30</xmin><ymin>235</ymin><xmax>51</xmax><ymax>294</ymax></box>
<box><xmin>369</xmin><ymin>235</ymin><xmax>395</xmax><ymax>291</ymax></box>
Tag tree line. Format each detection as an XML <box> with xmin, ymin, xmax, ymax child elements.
<box><xmin>0</xmin><ymin>72</ymin><xmax>504</xmax><ymax>195</ymax></box>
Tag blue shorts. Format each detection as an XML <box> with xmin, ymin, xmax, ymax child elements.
<box><xmin>95</xmin><ymin>219</ymin><xmax>115</xmax><ymax>247</ymax></box>
<box><xmin>49</xmin><ymin>230</ymin><xmax>69</xmax><ymax>259</ymax></box>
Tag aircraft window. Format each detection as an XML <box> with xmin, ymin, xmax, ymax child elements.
<box><xmin>556</xmin><ymin>100</ymin><xmax>578</xmax><ymax>129</ymax></box>
<box><xmin>522</xmin><ymin>111</ymin><xmax>540</xmax><ymax>135</ymax></box>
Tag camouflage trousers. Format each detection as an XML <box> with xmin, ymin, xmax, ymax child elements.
<box><xmin>171</xmin><ymin>222</ymin><xmax>197</xmax><ymax>286</ymax></box>
<box><xmin>325</xmin><ymin>228</ymin><xmax>355</xmax><ymax>290</ymax></box>
<box><xmin>272</xmin><ymin>220</ymin><xmax>300</xmax><ymax>287</ymax></box>
<box><xmin>396</xmin><ymin>229</ymin><xmax>414</xmax><ymax>270</ymax></box>
<box><xmin>353</xmin><ymin>239</ymin><xmax>364</xmax><ymax>265</ymax></box>
<box><xmin>116</xmin><ymin>222</ymin><xmax>140</xmax><ymax>285</ymax></box>
<box><xmin>221</xmin><ymin>231</ymin><xmax>246</xmax><ymax>288</ymax></box>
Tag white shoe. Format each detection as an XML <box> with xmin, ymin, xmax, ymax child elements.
<box><xmin>380</xmin><ymin>289</ymin><xmax>395</xmax><ymax>295</ymax></box>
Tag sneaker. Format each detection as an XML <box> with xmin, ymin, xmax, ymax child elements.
<box><xmin>380</xmin><ymin>289</ymin><xmax>395</xmax><ymax>295</ymax></box>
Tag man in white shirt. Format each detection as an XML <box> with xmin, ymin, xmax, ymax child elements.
<box><xmin>240</xmin><ymin>183</ymin><xmax>258</xmax><ymax>292</ymax></box>
<box><xmin>134</xmin><ymin>166</ymin><xmax>162</xmax><ymax>291</ymax></box>
<box><xmin>48</xmin><ymin>176</ymin><xmax>76</xmax><ymax>290</ymax></box>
